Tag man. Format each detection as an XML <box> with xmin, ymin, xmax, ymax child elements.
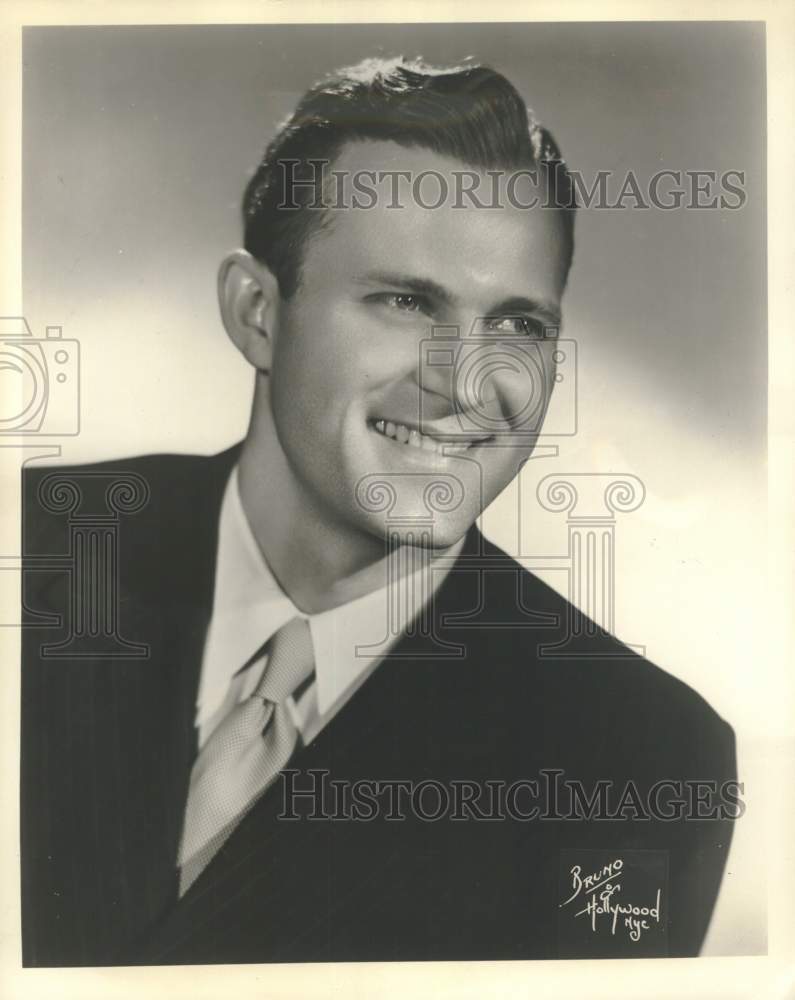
<box><xmin>20</xmin><ymin>57</ymin><xmax>737</xmax><ymax>966</ymax></box>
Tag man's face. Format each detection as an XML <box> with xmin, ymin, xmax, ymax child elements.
<box><xmin>264</xmin><ymin>140</ymin><xmax>570</xmax><ymax>548</ymax></box>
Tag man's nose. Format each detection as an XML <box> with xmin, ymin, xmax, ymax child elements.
<box><xmin>415</xmin><ymin>320</ymin><xmax>489</xmax><ymax>406</ymax></box>
<box><xmin>418</xmin><ymin>326</ymin><xmax>548</xmax><ymax>424</ymax></box>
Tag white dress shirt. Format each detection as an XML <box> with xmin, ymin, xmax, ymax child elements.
<box><xmin>195</xmin><ymin>466</ymin><xmax>464</xmax><ymax>749</ymax></box>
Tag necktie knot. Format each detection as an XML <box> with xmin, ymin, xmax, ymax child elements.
<box><xmin>254</xmin><ymin>616</ymin><xmax>315</xmax><ymax>706</ymax></box>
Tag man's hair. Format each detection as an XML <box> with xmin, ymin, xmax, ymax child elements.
<box><xmin>242</xmin><ymin>56</ymin><xmax>576</xmax><ymax>298</ymax></box>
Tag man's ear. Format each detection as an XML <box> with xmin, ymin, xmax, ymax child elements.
<box><xmin>217</xmin><ymin>250</ymin><xmax>281</xmax><ymax>372</ymax></box>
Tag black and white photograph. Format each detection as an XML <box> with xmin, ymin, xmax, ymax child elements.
<box><xmin>1</xmin><ymin>5</ymin><xmax>792</xmax><ymax>999</ymax></box>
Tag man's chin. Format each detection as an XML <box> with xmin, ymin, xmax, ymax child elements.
<box><xmin>367</xmin><ymin>514</ymin><xmax>474</xmax><ymax>553</ymax></box>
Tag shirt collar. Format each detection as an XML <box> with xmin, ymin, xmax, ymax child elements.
<box><xmin>196</xmin><ymin>465</ymin><xmax>463</xmax><ymax>725</ymax></box>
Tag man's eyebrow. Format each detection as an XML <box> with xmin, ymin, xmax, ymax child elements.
<box><xmin>352</xmin><ymin>271</ymin><xmax>455</xmax><ymax>307</ymax></box>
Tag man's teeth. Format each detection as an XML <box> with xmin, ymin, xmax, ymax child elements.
<box><xmin>372</xmin><ymin>419</ymin><xmax>479</xmax><ymax>455</ymax></box>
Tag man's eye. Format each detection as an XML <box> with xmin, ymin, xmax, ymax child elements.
<box><xmin>486</xmin><ymin>315</ymin><xmax>544</xmax><ymax>337</ymax></box>
<box><xmin>374</xmin><ymin>293</ymin><xmax>426</xmax><ymax>313</ymax></box>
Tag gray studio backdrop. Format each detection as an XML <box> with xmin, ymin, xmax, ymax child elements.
<box><xmin>22</xmin><ymin>22</ymin><xmax>766</xmax><ymax>955</ymax></box>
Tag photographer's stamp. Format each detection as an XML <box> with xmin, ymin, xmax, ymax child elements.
<box><xmin>558</xmin><ymin>848</ymin><xmax>669</xmax><ymax>958</ymax></box>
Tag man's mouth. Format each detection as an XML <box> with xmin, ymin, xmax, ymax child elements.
<box><xmin>369</xmin><ymin>418</ymin><xmax>492</xmax><ymax>455</ymax></box>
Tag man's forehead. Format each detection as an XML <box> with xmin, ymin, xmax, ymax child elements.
<box><xmin>302</xmin><ymin>139</ymin><xmax>569</xmax><ymax>303</ymax></box>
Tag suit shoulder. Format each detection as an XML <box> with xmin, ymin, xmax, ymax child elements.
<box><xmin>477</xmin><ymin>533</ymin><xmax>736</xmax><ymax>754</ymax></box>
<box><xmin>21</xmin><ymin>444</ymin><xmax>241</xmax><ymax>503</ymax></box>
<box><xmin>22</xmin><ymin>449</ymin><xmax>208</xmax><ymax>488</ymax></box>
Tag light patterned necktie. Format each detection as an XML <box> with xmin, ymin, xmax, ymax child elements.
<box><xmin>178</xmin><ymin>615</ymin><xmax>315</xmax><ymax>895</ymax></box>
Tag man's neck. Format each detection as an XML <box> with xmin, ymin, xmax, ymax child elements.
<box><xmin>237</xmin><ymin>420</ymin><xmax>459</xmax><ymax>615</ymax></box>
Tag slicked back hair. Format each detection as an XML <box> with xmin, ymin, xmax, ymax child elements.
<box><xmin>243</xmin><ymin>57</ymin><xmax>576</xmax><ymax>298</ymax></box>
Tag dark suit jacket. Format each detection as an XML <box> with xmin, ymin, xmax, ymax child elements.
<box><xmin>20</xmin><ymin>445</ymin><xmax>737</xmax><ymax>966</ymax></box>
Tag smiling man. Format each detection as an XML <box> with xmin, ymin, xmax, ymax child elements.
<box><xmin>21</xmin><ymin>57</ymin><xmax>737</xmax><ymax>966</ymax></box>
<box><xmin>228</xmin><ymin>135</ymin><xmax>569</xmax><ymax>607</ymax></box>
